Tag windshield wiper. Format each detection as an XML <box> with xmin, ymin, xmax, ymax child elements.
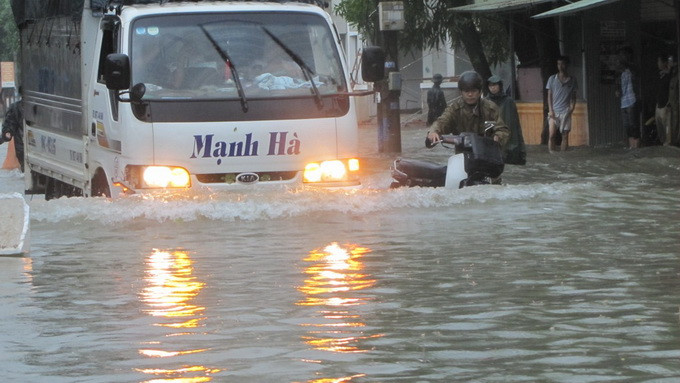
<box><xmin>261</xmin><ymin>27</ymin><xmax>323</xmax><ymax>109</ymax></box>
<box><xmin>199</xmin><ymin>25</ymin><xmax>248</xmax><ymax>113</ymax></box>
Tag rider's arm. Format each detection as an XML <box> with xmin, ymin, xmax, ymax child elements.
<box><xmin>484</xmin><ymin>100</ymin><xmax>510</xmax><ymax>146</ymax></box>
<box><xmin>492</xmin><ymin>117</ymin><xmax>510</xmax><ymax>147</ymax></box>
<box><xmin>427</xmin><ymin>103</ymin><xmax>458</xmax><ymax>144</ymax></box>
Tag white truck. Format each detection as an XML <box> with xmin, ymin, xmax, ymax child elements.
<box><xmin>13</xmin><ymin>0</ymin><xmax>384</xmax><ymax>199</ymax></box>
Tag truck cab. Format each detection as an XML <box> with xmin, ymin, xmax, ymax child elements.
<box><xmin>18</xmin><ymin>1</ymin><xmax>385</xmax><ymax>199</ymax></box>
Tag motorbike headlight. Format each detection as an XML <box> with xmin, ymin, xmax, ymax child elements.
<box><xmin>303</xmin><ymin>158</ymin><xmax>360</xmax><ymax>184</ymax></box>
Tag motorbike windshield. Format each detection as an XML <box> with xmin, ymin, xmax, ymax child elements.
<box><xmin>130</xmin><ymin>12</ymin><xmax>347</xmax><ymax>101</ymax></box>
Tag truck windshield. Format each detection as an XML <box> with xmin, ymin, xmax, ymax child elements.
<box><xmin>130</xmin><ymin>12</ymin><xmax>346</xmax><ymax>101</ymax></box>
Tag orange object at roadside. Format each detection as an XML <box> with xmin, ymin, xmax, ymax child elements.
<box><xmin>2</xmin><ymin>139</ymin><xmax>20</xmax><ymax>170</ymax></box>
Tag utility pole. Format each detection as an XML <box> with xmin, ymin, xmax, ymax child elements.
<box><xmin>376</xmin><ymin>1</ymin><xmax>403</xmax><ymax>153</ymax></box>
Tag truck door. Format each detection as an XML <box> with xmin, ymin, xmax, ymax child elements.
<box><xmin>90</xmin><ymin>17</ymin><xmax>123</xmax><ymax>159</ymax></box>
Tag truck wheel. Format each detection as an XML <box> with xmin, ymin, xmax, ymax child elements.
<box><xmin>44</xmin><ymin>177</ymin><xmax>83</xmax><ymax>200</ymax></box>
<box><xmin>91</xmin><ymin>169</ymin><xmax>111</xmax><ymax>198</ymax></box>
<box><xmin>44</xmin><ymin>177</ymin><xmax>56</xmax><ymax>201</ymax></box>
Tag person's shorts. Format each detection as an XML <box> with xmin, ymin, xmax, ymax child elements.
<box><xmin>549</xmin><ymin>112</ymin><xmax>572</xmax><ymax>133</ymax></box>
<box><xmin>622</xmin><ymin>105</ymin><xmax>640</xmax><ymax>139</ymax></box>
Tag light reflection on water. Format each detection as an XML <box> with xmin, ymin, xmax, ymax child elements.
<box><xmin>297</xmin><ymin>243</ymin><xmax>382</xmax><ymax>355</ymax></box>
<box><xmin>137</xmin><ymin>249</ymin><xmax>221</xmax><ymax>382</ymax></box>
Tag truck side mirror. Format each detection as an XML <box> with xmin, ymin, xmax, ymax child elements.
<box><xmin>361</xmin><ymin>46</ymin><xmax>385</xmax><ymax>82</ymax></box>
<box><xmin>104</xmin><ymin>53</ymin><xmax>131</xmax><ymax>91</ymax></box>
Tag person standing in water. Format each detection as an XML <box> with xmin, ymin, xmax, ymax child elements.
<box><xmin>546</xmin><ymin>55</ymin><xmax>578</xmax><ymax>152</ymax></box>
<box><xmin>615</xmin><ymin>47</ymin><xmax>640</xmax><ymax>149</ymax></box>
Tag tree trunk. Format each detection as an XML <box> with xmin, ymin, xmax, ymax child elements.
<box><xmin>458</xmin><ymin>14</ymin><xmax>492</xmax><ymax>81</ymax></box>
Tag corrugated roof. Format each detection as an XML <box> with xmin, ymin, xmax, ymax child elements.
<box><xmin>448</xmin><ymin>0</ymin><xmax>555</xmax><ymax>13</ymax></box>
<box><xmin>532</xmin><ymin>0</ymin><xmax>621</xmax><ymax>18</ymax></box>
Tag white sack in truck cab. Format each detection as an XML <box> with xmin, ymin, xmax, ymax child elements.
<box><xmin>13</xmin><ymin>0</ymin><xmax>386</xmax><ymax>199</ymax></box>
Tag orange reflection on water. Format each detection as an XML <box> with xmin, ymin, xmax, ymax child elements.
<box><xmin>139</xmin><ymin>348</ymin><xmax>208</xmax><ymax>358</ymax></box>
<box><xmin>298</xmin><ymin>243</ymin><xmax>375</xmax><ymax>305</ymax></box>
<box><xmin>137</xmin><ymin>364</ymin><xmax>221</xmax><ymax>383</ymax></box>
<box><xmin>139</xmin><ymin>249</ymin><xmax>220</xmax><ymax>382</ymax></box>
<box><xmin>305</xmin><ymin>374</ymin><xmax>366</xmax><ymax>383</ymax></box>
<box><xmin>141</xmin><ymin>249</ymin><xmax>206</xmax><ymax>328</ymax></box>
<box><xmin>297</xmin><ymin>243</ymin><xmax>381</xmax><ymax>354</ymax></box>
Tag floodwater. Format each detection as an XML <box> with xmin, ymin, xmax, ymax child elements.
<box><xmin>1</xmin><ymin>123</ymin><xmax>679</xmax><ymax>382</ymax></box>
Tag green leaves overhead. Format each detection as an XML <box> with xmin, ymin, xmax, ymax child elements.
<box><xmin>335</xmin><ymin>0</ymin><xmax>510</xmax><ymax>67</ymax></box>
<box><xmin>0</xmin><ymin>0</ymin><xmax>19</xmax><ymax>61</ymax></box>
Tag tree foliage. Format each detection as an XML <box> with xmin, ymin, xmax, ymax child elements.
<box><xmin>335</xmin><ymin>0</ymin><xmax>510</xmax><ymax>77</ymax></box>
<box><xmin>0</xmin><ymin>0</ymin><xmax>19</xmax><ymax>62</ymax></box>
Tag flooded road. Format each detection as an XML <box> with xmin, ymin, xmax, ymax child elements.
<box><xmin>1</xmin><ymin>124</ymin><xmax>679</xmax><ymax>382</ymax></box>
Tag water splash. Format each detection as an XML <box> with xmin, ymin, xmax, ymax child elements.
<box><xmin>25</xmin><ymin>181</ymin><xmax>595</xmax><ymax>224</ymax></box>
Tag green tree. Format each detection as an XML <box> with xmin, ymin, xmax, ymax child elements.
<box><xmin>0</xmin><ymin>0</ymin><xmax>19</xmax><ymax>62</ymax></box>
<box><xmin>335</xmin><ymin>0</ymin><xmax>510</xmax><ymax>80</ymax></box>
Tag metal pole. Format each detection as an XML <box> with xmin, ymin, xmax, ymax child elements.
<box><xmin>376</xmin><ymin>1</ymin><xmax>402</xmax><ymax>153</ymax></box>
<box><xmin>509</xmin><ymin>19</ymin><xmax>517</xmax><ymax>98</ymax></box>
<box><xmin>379</xmin><ymin>29</ymin><xmax>401</xmax><ymax>153</ymax></box>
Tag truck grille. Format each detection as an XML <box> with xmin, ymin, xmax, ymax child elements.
<box><xmin>195</xmin><ymin>171</ymin><xmax>297</xmax><ymax>184</ymax></box>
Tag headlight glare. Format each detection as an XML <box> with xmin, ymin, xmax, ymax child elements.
<box><xmin>348</xmin><ymin>158</ymin><xmax>360</xmax><ymax>172</ymax></box>
<box><xmin>304</xmin><ymin>159</ymin><xmax>359</xmax><ymax>183</ymax></box>
<box><xmin>142</xmin><ymin>166</ymin><xmax>191</xmax><ymax>188</ymax></box>
<box><xmin>304</xmin><ymin>163</ymin><xmax>322</xmax><ymax>183</ymax></box>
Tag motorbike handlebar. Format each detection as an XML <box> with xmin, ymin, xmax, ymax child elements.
<box><xmin>440</xmin><ymin>134</ymin><xmax>463</xmax><ymax>145</ymax></box>
<box><xmin>425</xmin><ymin>134</ymin><xmax>463</xmax><ymax>149</ymax></box>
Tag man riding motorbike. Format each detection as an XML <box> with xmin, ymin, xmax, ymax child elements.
<box><xmin>426</xmin><ymin>71</ymin><xmax>509</xmax><ymax>147</ymax></box>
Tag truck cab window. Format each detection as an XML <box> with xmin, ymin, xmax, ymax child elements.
<box><xmin>97</xmin><ymin>26</ymin><xmax>119</xmax><ymax>83</ymax></box>
<box><xmin>130</xmin><ymin>12</ymin><xmax>346</xmax><ymax>101</ymax></box>
<box><xmin>97</xmin><ymin>20</ymin><xmax>120</xmax><ymax>120</ymax></box>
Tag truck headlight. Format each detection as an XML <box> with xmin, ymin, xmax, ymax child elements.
<box><xmin>303</xmin><ymin>159</ymin><xmax>360</xmax><ymax>183</ymax></box>
<box><xmin>141</xmin><ymin>166</ymin><xmax>191</xmax><ymax>188</ymax></box>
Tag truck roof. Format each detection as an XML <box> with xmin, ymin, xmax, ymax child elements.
<box><xmin>117</xmin><ymin>1</ymin><xmax>331</xmax><ymax>25</ymax></box>
<box><xmin>12</xmin><ymin>0</ymin><xmax>329</xmax><ymax>28</ymax></box>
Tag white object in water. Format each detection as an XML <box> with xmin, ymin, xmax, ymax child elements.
<box><xmin>0</xmin><ymin>193</ymin><xmax>30</xmax><ymax>255</ymax></box>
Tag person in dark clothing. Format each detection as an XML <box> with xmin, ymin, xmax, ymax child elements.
<box><xmin>426</xmin><ymin>73</ymin><xmax>447</xmax><ymax>126</ymax></box>
<box><xmin>487</xmin><ymin>75</ymin><xmax>526</xmax><ymax>165</ymax></box>
<box><xmin>654</xmin><ymin>54</ymin><xmax>671</xmax><ymax>145</ymax></box>
<box><xmin>1</xmin><ymin>100</ymin><xmax>25</xmax><ymax>170</ymax></box>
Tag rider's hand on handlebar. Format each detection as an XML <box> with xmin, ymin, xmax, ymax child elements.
<box><xmin>426</xmin><ymin>131</ymin><xmax>441</xmax><ymax>147</ymax></box>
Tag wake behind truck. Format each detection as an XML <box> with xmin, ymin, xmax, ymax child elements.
<box><xmin>11</xmin><ymin>0</ymin><xmax>385</xmax><ymax>199</ymax></box>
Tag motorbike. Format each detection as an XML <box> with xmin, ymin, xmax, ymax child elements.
<box><xmin>390</xmin><ymin>125</ymin><xmax>505</xmax><ymax>189</ymax></box>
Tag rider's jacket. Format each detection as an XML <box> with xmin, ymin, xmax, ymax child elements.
<box><xmin>430</xmin><ymin>96</ymin><xmax>510</xmax><ymax>147</ymax></box>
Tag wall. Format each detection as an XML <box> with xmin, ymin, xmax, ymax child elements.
<box><xmin>517</xmin><ymin>102</ymin><xmax>589</xmax><ymax>146</ymax></box>
<box><xmin>583</xmin><ymin>0</ymin><xmax>641</xmax><ymax>147</ymax></box>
